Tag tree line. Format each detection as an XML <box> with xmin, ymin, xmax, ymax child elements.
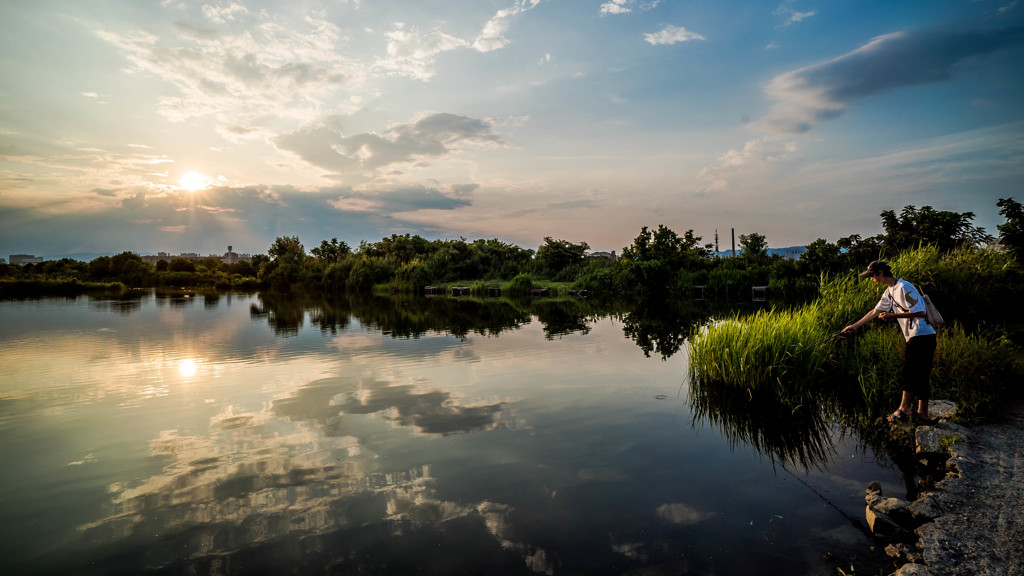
<box><xmin>2</xmin><ymin>199</ymin><xmax>1022</xmax><ymax>300</ymax></box>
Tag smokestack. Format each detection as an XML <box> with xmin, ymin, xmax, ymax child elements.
<box><xmin>731</xmin><ymin>228</ymin><xmax>735</xmax><ymax>257</ymax></box>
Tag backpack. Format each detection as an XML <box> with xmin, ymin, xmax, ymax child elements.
<box><xmin>921</xmin><ymin>292</ymin><xmax>945</xmax><ymax>330</ymax></box>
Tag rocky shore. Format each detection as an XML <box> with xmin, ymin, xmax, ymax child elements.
<box><xmin>863</xmin><ymin>401</ymin><xmax>1024</xmax><ymax>576</ymax></box>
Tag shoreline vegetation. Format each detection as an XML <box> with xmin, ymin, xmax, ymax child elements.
<box><xmin>4</xmin><ymin>202</ymin><xmax>1024</xmax><ymax>425</ymax></box>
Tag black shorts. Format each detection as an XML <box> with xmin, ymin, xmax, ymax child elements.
<box><xmin>903</xmin><ymin>334</ymin><xmax>937</xmax><ymax>400</ymax></box>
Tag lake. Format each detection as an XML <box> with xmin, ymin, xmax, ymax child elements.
<box><xmin>0</xmin><ymin>291</ymin><xmax>905</xmax><ymax>575</ymax></box>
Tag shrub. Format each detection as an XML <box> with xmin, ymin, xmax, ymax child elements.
<box><xmin>505</xmin><ymin>273</ymin><xmax>535</xmax><ymax>294</ymax></box>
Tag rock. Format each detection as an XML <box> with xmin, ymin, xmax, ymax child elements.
<box><xmin>892</xmin><ymin>563</ymin><xmax>934</xmax><ymax>575</ymax></box>
<box><xmin>866</xmin><ymin>503</ymin><xmax>914</xmax><ymax>541</ymax></box>
<box><xmin>916</xmin><ymin>426</ymin><xmax>962</xmax><ymax>456</ymax></box>
<box><xmin>928</xmin><ymin>400</ymin><xmax>957</xmax><ymax>420</ymax></box>
<box><xmin>941</xmin><ymin>421</ymin><xmax>967</xmax><ymax>434</ymax></box>
<box><xmin>886</xmin><ymin>543</ymin><xmax>924</xmax><ymax>563</ymax></box>
<box><xmin>873</xmin><ymin>497</ymin><xmax>916</xmax><ymax>527</ymax></box>
<box><xmin>866</xmin><ymin>481</ymin><xmax>883</xmax><ymax>505</ymax></box>
<box><xmin>908</xmin><ymin>493</ymin><xmax>942</xmax><ymax>522</ymax></box>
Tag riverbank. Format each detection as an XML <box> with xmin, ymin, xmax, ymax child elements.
<box><xmin>887</xmin><ymin>401</ymin><xmax>1024</xmax><ymax>575</ymax></box>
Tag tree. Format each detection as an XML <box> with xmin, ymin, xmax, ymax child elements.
<box><xmin>799</xmin><ymin>238</ymin><xmax>843</xmax><ymax>274</ymax></box>
<box><xmin>880</xmin><ymin>205</ymin><xmax>991</xmax><ymax>252</ymax></box>
<box><xmin>264</xmin><ymin>236</ymin><xmax>307</xmax><ymax>289</ymax></box>
<box><xmin>311</xmin><ymin>238</ymin><xmax>351</xmax><ymax>262</ymax></box>
<box><xmin>836</xmin><ymin>234</ymin><xmax>883</xmax><ymax>266</ymax></box>
<box><xmin>621</xmin><ymin>225</ymin><xmax>711</xmax><ymax>269</ymax></box>
<box><xmin>739</xmin><ymin>232</ymin><xmax>768</xmax><ymax>261</ymax></box>
<box><xmin>535</xmin><ymin>237</ymin><xmax>589</xmax><ymax>279</ymax></box>
<box><xmin>168</xmin><ymin>258</ymin><xmax>196</xmax><ymax>273</ymax></box>
<box><xmin>269</xmin><ymin>236</ymin><xmax>306</xmax><ymax>265</ymax></box>
<box><xmin>997</xmin><ymin>197</ymin><xmax>1023</xmax><ymax>259</ymax></box>
<box><xmin>620</xmin><ymin>225</ymin><xmax>712</xmax><ymax>298</ymax></box>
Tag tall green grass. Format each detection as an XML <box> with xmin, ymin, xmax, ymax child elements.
<box><xmin>688</xmin><ymin>246</ymin><xmax>1024</xmax><ymax>422</ymax></box>
<box><xmin>687</xmin><ymin>273</ymin><xmax>878</xmax><ymax>393</ymax></box>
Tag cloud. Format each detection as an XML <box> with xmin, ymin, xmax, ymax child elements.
<box><xmin>696</xmin><ymin>137</ymin><xmax>798</xmax><ymax>193</ymax></box>
<box><xmin>373</xmin><ymin>0</ymin><xmax>541</xmax><ymax>79</ymax></box>
<box><xmin>548</xmin><ymin>199</ymin><xmax>598</xmax><ymax>210</ymax></box>
<box><xmin>327</xmin><ymin>184</ymin><xmax>473</xmax><ymax>215</ymax></box>
<box><xmin>772</xmin><ymin>1</ymin><xmax>815</xmax><ymax>28</ymax></box>
<box><xmin>600</xmin><ymin>0</ymin><xmax>632</xmax><ymax>15</ymax></box>
<box><xmin>274</xmin><ymin>113</ymin><xmax>505</xmax><ymax>177</ymax></box>
<box><xmin>0</xmin><ymin>181</ymin><xmax>478</xmax><ymax>255</ymax></box>
<box><xmin>599</xmin><ymin>0</ymin><xmax>661</xmax><ymax>15</ymax></box>
<box><xmin>201</xmin><ymin>2</ymin><xmax>248</xmax><ymax>24</ymax></box>
<box><xmin>96</xmin><ymin>14</ymin><xmax>363</xmax><ymax>128</ymax></box>
<box><xmin>472</xmin><ymin>0</ymin><xmax>542</xmax><ymax>53</ymax></box>
<box><xmin>644</xmin><ymin>25</ymin><xmax>705</xmax><ymax>45</ymax></box>
<box><xmin>376</xmin><ymin>23</ymin><xmax>469</xmax><ymax>81</ymax></box>
<box><xmin>755</xmin><ymin>26</ymin><xmax>1024</xmax><ymax>134</ymax></box>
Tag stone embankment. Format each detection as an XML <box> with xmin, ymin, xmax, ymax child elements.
<box><xmin>863</xmin><ymin>400</ymin><xmax>1024</xmax><ymax>576</ymax></box>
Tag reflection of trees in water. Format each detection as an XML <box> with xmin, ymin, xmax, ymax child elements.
<box><xmin>248</xmin><ymin>291</ymin><xmax>618</xmax><ymax>341</ymax></box>
<box><xmin>250</xmin><ymin>292</ymin><xmax>356</xmax><ymax>336</ymax></box>
<box><xmin>88</xmin><ymin>292</ymin><xmax>146</xmax><ymax>315</ymax></box>
<box><xmin>529</xmin><ymin>298</ymin><xmax>595</xmax><ymax>339</ymax></box>
<box><xmin>688</xmin><ymin>378</ymin><xmax>837</xmax><ymax>471</ymax></box>
<box><xmin>620</xmin><ymin>301</ymin><xmax>712</xmax><ymax>359</ymax></box>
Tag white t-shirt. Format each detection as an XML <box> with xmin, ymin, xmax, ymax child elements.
<box><xmin>876</xmin><ymin>278</ymin><xmax>937</xmax><ymax>341</ymax></box>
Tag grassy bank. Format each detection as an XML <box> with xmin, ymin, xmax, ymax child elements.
<box><xmin>688</xmin><ymin>246</ymin><xmax>1024</xmax><ymax>422</ymax></box>
<box><xmin>372</xmin><ymin>273</ymin><xmax>578</xmax><ymax>297</ymax></box>
<box><xmin>0</xmin><ymin>278</ymin><xmax>129</xmax><ymax>297</ymax></box>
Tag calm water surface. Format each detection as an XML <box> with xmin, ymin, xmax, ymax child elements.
<box><xmin>0</xmin><ymin>292</ymin><xmax>904</xmax><ymax>575</ymax></box>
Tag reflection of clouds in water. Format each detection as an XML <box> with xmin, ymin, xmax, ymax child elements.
<box><xmin>477</xmin><ymin>502</ymin><xmax>555</xmax><ymax>576</ymax></box>
<box><xmin>612</xmin><ymin>541</ymin><xmax>648</xmax><ymax>561</ymax></box>
<box><xmin>655</xmin><ymin>502</ymin><xmax>714</xmax><ymax>525</ymax></box>
<box><xmin>79</xmin><ymin>402</ymin><xmax>548</xmax><ymax>574</ymax></box>
<box><xmin>275</xmin><ymin>374</ymin><xmax>508</xmax><ymax>436</ymax></box>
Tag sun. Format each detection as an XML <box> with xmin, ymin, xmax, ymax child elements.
<box><xmin>179</xmin><ymin>358</ymin><xmax>197</xmax><ymax>378</ymax></box>
<box><xmin>178</xmin><ymin>171</ymin><xmax>209</xmax><ymax>192</ymax></box>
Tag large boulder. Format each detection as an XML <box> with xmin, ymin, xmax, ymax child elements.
<box><xmin>916</xmin><ymin>426</ymin><xmax>962</xmax><ymax>456</ymax></box>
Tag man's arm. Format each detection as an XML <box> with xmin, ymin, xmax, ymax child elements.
<box><xmin>843</xmin><ymin>309</ymin><xmax>882</xmax><ymax>334</ymax></box>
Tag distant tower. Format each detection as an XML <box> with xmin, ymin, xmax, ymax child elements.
<box><xmin>714</xmin><ymin>230</ymin><xmax>719</xmax><ymax>254</ymax></box>
<box><xmin>731</xmin><ymin>228</ymin><xmax>736</xmax><ymax>257</ymax></box>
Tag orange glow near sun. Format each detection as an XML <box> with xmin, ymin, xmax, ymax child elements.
<box><xmin>178</xmin><ymin>171</ymin><xmax>209</xmax><ymax>192</ymax></box>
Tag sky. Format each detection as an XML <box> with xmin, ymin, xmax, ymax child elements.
<box><xmin>1</xmin><ymin>0</ymin><xmax>1023</xmax><ymax>258</ymax></box>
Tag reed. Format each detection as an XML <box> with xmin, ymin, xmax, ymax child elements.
<box><xmin>688</xmin><ymin>273</ymin><xmax>877</xmax><ymax>391</ymax></box>
<box><xmin>688</xmin><ymin>306</ymin><xmax>835</xmax><ymax>394</ymax></box>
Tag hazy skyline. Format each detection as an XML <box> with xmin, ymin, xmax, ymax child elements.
<box><xmin>2</xmin><ymin>0</ymin><xmax>1023</xmax><ymax>257</ymax></box>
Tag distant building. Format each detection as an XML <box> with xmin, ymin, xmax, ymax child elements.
<box><xmin>141</xmin><ymin>247</ymin><xmax>251</xmax><ymax>265</ymax></box>
<box><xmin>10</xmin><ymin>254</ymin><xmax>44</xmax><ymax>265</ymax></box>
<box><xmin>588</xmin><ymin>250</ymin><xmax>618</xmax><ymax>261</ymax></box>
